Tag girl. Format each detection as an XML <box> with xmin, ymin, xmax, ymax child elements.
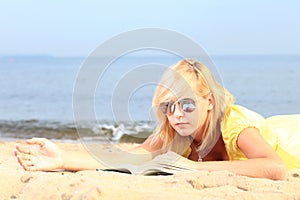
<box><xmin>15</xmin><ymin>59</ymin><xmax>300</xmax><ymax>180</ymax></box>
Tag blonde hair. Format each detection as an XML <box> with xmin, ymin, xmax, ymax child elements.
<box><xmin>151</xmin><ymin>59</ymin><xmax>234</xmax><ymax>159</ymax></box>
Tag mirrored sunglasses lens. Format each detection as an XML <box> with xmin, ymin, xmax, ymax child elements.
<box><xmin>180</xmin><ymin>99</ymin><xmax>196</xmax><ymax>112</ymax></box>
<box><xmin>160</xmin><ymin>99</ymin><xmax>196</xmax><ymax>115</ymax></box>
<box><xmin>168</xmin><ymin>102</ymin><xmax>175</xmax><ymax>114</ymax></box>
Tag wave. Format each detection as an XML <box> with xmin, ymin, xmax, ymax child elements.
<box><xmin>0</xmin><ymin>120</ymin><xmax>155</xmax><ymax>143</ymax></box>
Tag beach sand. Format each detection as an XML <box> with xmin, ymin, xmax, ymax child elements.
<box><xmin>1</xmin><ymin>141</ymin><xmax>299</xmax><ymax>200</ymax></box>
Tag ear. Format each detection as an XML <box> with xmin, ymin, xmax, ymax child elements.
<box><xmin>207</xmin><ymin>93</ymin><xmax>214</xmax><ymax>110</ymax></box>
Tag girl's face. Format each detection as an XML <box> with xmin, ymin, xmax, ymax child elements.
<box><xmin>162</xmin><ymin>89</ymin><xmax>213</xmax><ymax>138</ymax></box>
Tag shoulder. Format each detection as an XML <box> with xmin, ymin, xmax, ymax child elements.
<box><xmin>221</xmin><ymin>105</ymin><xmax>266</xmax><ymax>158</ymax></box>
<box><xmin>222</xmin><ymin>104</ymin><xmax>265</xmax><ymax>126</ymax></box>
<box><xmin>221</xmin><ymin>104</ymin><xmax>265</xmax><ymax>134</ymax></box>
<box><xmin>224</xmin><ymin>104</ymin><xmax>263</xmax><ymax>117</ymax></box>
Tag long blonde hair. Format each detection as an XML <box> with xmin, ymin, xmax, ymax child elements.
<box><xmin>151</xmin><ymin>59</ymin><xmax>234</xmax><ymax>159</ymax></box>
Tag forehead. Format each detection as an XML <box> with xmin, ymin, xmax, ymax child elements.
<box><xmin>160</xmin><ymin>82</ymin><xmax>198</xmax><ymax>102</ymax></box>
<box><xmin>156</xmin><ymin>66</ymin><xmax>201</xmax><ymax>102</ymax></box>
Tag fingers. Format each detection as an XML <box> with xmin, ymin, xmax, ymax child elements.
<box><xmin>26</xmin><ymin>138</ymin><xmax>46</xmax><ymax>147</ymax></box>
<box><xmin>15</xmin><ymin>149</ymin><xmax>31</xmax><ymax>160</ymax></box>
<box><xmin>15</xmin><ymin>143</ymin><xmax>36</xmax><ymax>171</ymax></box>
<box><xmin>15</xmin><ymin>139</ymin><xmax>45</xmax><ymax>172</ymax></box>
<box><xmin>23</xmin><ymin>165</ymin><xmax>37</xmax><ymax>171</ymax></box>
<box><xmin>15</xmin><ymin>143</ymin><xmax>32</xmax><ymax>154</ymax></box>
<box><xmin>19</xmin><ymin>159</ymin><xmax>37</xmax><ymax>171</ymax></box>
<box><xmin>16</xmin><ymin>138</ymin><xmax>47</xmax><ymax>155</ymax></box>
<box><xmin>15</xmin><ymin>151</ymin><xmax>37</xmax><ymax>171</ymax></box>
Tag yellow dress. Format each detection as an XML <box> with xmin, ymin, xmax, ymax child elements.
<box><xmin>221</xmin><ymin>104</ymin><xmax>300</xmax><ymax>170</ymax></box>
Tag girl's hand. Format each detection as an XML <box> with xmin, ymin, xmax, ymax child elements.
<box><xmin>14</xmin><ymin>138</ymin><xmax>64</xmax><ymax>171</ymax></box>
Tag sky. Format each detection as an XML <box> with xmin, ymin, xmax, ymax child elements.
<box><xmin>1</xmin><ymin>0</ymin><xmax>300</xmax><ymax>57</ymax></box>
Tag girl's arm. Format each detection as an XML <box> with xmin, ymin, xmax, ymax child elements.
<box><xmin>15</xmin><ymin>138</ymin><xmax>152</xmax><ymax>171</ymax></box>
<box><xmin>189</xmin><ymin>128</ymin><xmax>287</xmax><ymax>180</ymax></box>
<box><xmin>15</xmin><ymin>138</ymin><xmax>106</xmax><ymax>171</ymax></box>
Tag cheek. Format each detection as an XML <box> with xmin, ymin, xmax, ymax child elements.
<box><xmin>191</xmin><ymin>108</ymin><xmax>206</xmax><ymax>126</ymax></box>
<box><xmin>190</xmin><ymin>107</ymin><xmax>200</xmax><ymax>118</ymax></box>
<box><xmin>166</xmin><ymin>115</ymin><xmax>175</xmax><ymax>125</ymax></box>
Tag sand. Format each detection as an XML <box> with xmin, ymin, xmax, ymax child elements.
<box><xmin>1</xmin><ymin>141</ymin><xmax>299</xmax><ymax>200</ymax></box>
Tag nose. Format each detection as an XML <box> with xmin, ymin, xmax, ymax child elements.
<box><xmin>173</xmin><ymin>103</ymin><xmax>184</xmax><ymax>118</ymax></box>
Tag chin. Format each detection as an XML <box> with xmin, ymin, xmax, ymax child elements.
<box><xmin>176</xmin><ymin>130</ymin><xmax>193</xmax><ymax>137</ymax></box>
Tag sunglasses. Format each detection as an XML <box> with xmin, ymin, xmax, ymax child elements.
<box><xmin>159</xmin><ymin>98</ymin><xmax>196</xmax><ymax>115</ymax></box>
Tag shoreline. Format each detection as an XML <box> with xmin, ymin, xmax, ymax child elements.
<box><xmin>1</xmin><ymin>140</ymin><xmax>300</xmax><ymax>199</ymax></box>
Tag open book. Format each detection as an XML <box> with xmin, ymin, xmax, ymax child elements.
<box><xmin>97</xmin><ymin>151</ymin><xmax>197</xmax><ymax>176</ymax></box>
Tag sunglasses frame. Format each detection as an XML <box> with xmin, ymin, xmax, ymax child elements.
<box><xmin>159</xmin><ymin>98</ymin><xmax>196</xmax><ymax>115</ymax></box>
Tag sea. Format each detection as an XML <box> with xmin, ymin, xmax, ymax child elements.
<box><xmin>1</xmin><ymin>54</ymin><xmax>299</xmax><ymax>143</ymax></box>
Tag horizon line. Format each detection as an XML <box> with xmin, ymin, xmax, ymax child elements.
<box><xmin>1</xmin><ymin>53</ymin><xmax>300</xmax><ymax>59</ymax></box>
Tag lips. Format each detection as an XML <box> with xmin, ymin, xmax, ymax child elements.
<box><xmin>174</xmin><ymin>122</ymin><xmax>189</xmax><ymax>127</ymax></box>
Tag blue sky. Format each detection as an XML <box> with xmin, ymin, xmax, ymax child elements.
<box><xmin>1</xmin><ymin>0</ymin><xmax>300</xmax><ymax>56</ymax></box>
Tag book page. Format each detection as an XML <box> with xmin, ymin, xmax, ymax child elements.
<box><xmin>100</xmin><ymin>151</ymin><xmax>197</xmax><ymax>176</ymax></box>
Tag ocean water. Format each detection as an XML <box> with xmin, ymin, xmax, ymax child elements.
<box><xmin>0</xmin><ymin>54</ymin><xmax>299</xmax><ymax>142</ymax></box>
